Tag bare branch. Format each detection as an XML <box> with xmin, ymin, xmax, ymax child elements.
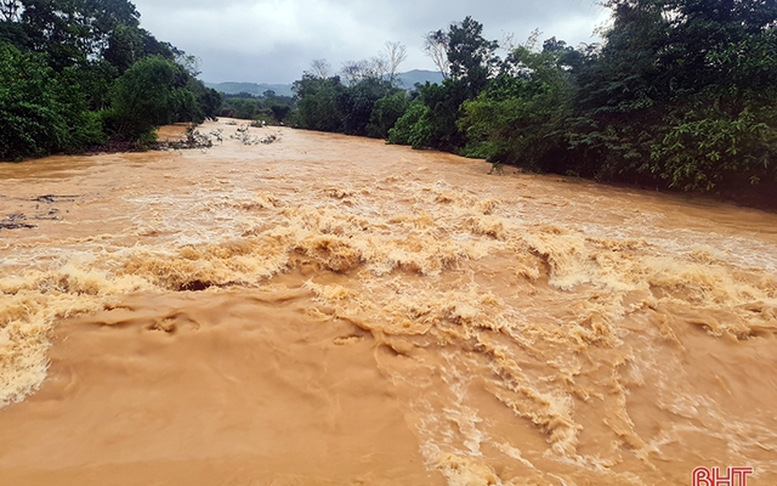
<box><xmin>524</xmin><ymin>28</ymin><xmax>542</xmax><ymax>52</ymax></box>
<box><xmin>310</xmin><ymin>59</ymin><xmax>331</xmax><ymax>78</ymax></box>
<box><xmin>341</xmin><ymin>60</ymin><xmax>364</xmax><ymax>85</ymax></box>
<box><xmin>367</xmin><ymin>56</ymin><xmax>388</xmax><ymax>78</ymax></box>
<box><xmin>383</xmin><ymin>41</ymin><xmax>407</xmax><ymax>80</ymax></box>
<box><xmin>423</xmin><ymin>30</ymin><xmax>450</xmax><ymax>78</ymax></box>
<box><xmin>341</xmin><ymin>57</ymin><xmax>388</xmax><ymax>85</ymax></box>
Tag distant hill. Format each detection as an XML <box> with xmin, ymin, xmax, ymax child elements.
<box><xmin>206</xmin><ymin>70</ymin><xmax>445</xmax><ymax>97</ymax></box>
<box><xmin>204</xmin><ymin>82</ymin><xmax>295</xmax><ymax>98</ymax></box>
<box><xmin>394</xmin><ymin>69</ymin><xmax>445</xmax><ymax>89</ymax></box>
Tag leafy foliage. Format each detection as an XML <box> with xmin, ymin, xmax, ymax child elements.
<box><xmin>292</xmin><ymin>73</ymin><xmax>403</xmax><ymax>137</ymax></box>
<box><xmin>104</xmin><ymin>56</ymin><xmax>198</xmax><ymax>141</ymax></box>
<box><xmin>310</xmin><ymin>6</ymin><xmax>777</xmax><ymax>204</ymax></box>
<box><xmin>652</xmin><ymin>107</ymin><xmax>777</xmax><ymax>191</ymax></box>
<box><xmin>566</xmin><ymin>0</ymin><xmax>777</xmax><ymax>192</ymax></box>
<box><xmin>366</xmin><ymin>90</ymin><xmax>409</xmax><ymax>139</ymax></box>
<box><xmin>292</xmin><ymin>74</ymin><xmax>347</xmax><ymax>132</ymax></box>
<box><xmin>459</xmin><ymin>46</ymin><xmax>575</xmax><ymax>171</ymax></box>
<box><xmin>20</xmin><ymin>0</ymin><xmax>141</xmax><ymax>69</ymax></box>
<box><xmin>381</xmin><ymin>17</ymin><xmax>499</xmax><ymax>153</ymax></box>
<box><xmin>447</xmin><ymin>16</ymin><xmax>499</xmax><ymax>95</ymax></box>
<box><xmin>1</xmin><ymin>0</ymin><xmax>221</xmax><ymax>159</ymax></box>
<box><xmin>337</xmin><ymin>77</ymin><xmax>400</xmax><ymax>136</ymax></box>
<box><xmin>217</xmin><ymin>91</ymin><xmax>293</xmax><ymax>124</ymax></box>
<box><xmin>387</xmin><ymin>102</ymin><xmax>430</xmax><ymax>148</ymax></box>
<box><xmin>0</xmin><ymin>41</ymin><xmax>103</xmax><ymax>160</ymax></box>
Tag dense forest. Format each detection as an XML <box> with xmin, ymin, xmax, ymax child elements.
<box><xmin>0</xmin><ymin>0</ymin><xmax>221</xmax><ymax>160</ymax></box>
<box><xmin>291</xmin><ymin>0</ymin><xmax>777</xmax><ymax>204</ymax></box>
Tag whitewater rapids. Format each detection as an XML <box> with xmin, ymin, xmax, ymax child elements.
<box><xmin>1</xmin><ymin>120</ymin><xmax>776</xmax><ymax>485</ymax></box>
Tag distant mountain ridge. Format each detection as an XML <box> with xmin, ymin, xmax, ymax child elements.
<box><xmin>206</xmin><ymin>70</ymin><xmax>445</xmax><ymax>97</ymax></box>
<box><xmin>395</xmin><ymin>69</ymin><xmax>445</xmax><ymax>89</ymax></box>
<box><xmin>204</xmin><ymin>82</ymin><xmax>295</xmax><ymax>98</ymax></box>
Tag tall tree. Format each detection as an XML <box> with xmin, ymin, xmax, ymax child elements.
<box><xmin>424</xmin><ymin>29</ymin><xmax>450</xmax><ymax>78</ymax></box>
<box><xmin>570</xmin><ymin>0</ymin><xmax>777</xmax><ymax>190</ymax></box>
<box><xmin>105</xmin><ymin>55</ymin><xmax>198</xmax><ymax>140</ymax></box>
<box><xmin>0</xmin><ymin>41</ymin><xmax>103</xmax><ymax>160</ymax></box>
<box><xmin>20</xmin><ymin>0</ymin><xmax>140</xmax><ymax>68</ymax></box>
<box><xmin>446</xmin><ymin>16</ymin><xmax>499</xmax><ymax>94</ymax></box>
<box><xmin>309</xmin><ymin>59</ymin><xmax>331</xmax><ymax>78</ymax></box>
<box><xmin>657</xmin><ymin>0</ymin><xmax>777</xmax><ymax>101</ymax></box>
<box><xmin>383</xmin><ymin>41</ymin><xmax>407</xmax><ymax>82</ymax></box>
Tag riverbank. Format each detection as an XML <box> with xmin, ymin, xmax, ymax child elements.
<box><xmin>2</xmin><ymin>119</ymin><xmax>776</xmax><ymax>485</ymax></box>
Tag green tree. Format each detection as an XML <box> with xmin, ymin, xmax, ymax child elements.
<box><xmin>20</xmin><ymin>0</ymin><xmax>140</xmax><ymax>69</ymax></box>
<box><xmin>446</xmin><ymin>16</ymin><xmax>499</xmax><ymax>95</ymax></box>
<box><xmin>460</xmin><ymin>44</ymin><xmax>576</xmax><ymax>171</ymax></box>
<box><xmin>392</xmin><ymin>17</ymin><xmax>498</xmax><ymax>152</ymax></box>
<box><xmin>104</xmin><ymin>55</ymin><xmax>198</xmax><ymax>141</ymax></box>
<box><xmin>0</xmin><ymin>41</ymin><xmax>102</xmax><ymax>160</ymax></box>
<box><xmin>0</xmin><ymin>19</ymin><xmax>28</xmax><ymax>48</ymax></box>
<box><xmin>292</xmin><ymin>74</ymin><xmax>347</xmax><ymax>132</ymax></box>
<box><xmin>336</xmin><ymin>77</ymin><xmax>400</xmax><ymax>136</ymax></box>
<box><xmin>195</xmin><ymin>84</ymin><xmax>223</xmax><ymax>121</ymax></box>
<box><xmin>387</xmin><ymin>101</ymin><xmax>430</xmax><ymax>148</ymax></box>
<box><xmin>366</xmin><ymin>90</ymin><xmax>409</xmax><ymax>139</ymax></box>
<box><xmin>1</xmin><ymin>0</ymin><xmax>222</xmax><ymax>157</ymax></box>
<box><xmin>570</xmin><ymin>0</ymin><xmax>777</xmax><ymax>191</ymax></box>
<box><xmin>103</xmin><ymin>23</ymin><xmax>142</xmax><ymax>72</ymax></box>
<box><xmin>269</xmin><ymin>103</ymin><xmax>291</xmax><ymax>123</ymax></box>
<box><xmin>412</xmin><ymin>78</ymin><xmax>471</xmax><ymax>151</ymax></box>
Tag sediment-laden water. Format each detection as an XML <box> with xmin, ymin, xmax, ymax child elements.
<box><xmin>1</xmin><ymin>121</ymin><xmax>776</xmax><ymax>485</ymax></box>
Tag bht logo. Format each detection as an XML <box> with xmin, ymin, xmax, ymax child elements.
<box><xmin>692</xmin><ymin>467</ymin><xmax>754</xmax><ymax>486</ymax></box>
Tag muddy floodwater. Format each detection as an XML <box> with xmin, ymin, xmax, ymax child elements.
<box><xmin>1</xmin><ymin>120</ymin><xmax>777</xmax><ymax>485</ymax></box>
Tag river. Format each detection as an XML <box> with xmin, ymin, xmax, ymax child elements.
<box><xmin>1</xmin><ymin>120</ymin><xmax>776</xmax><ymax>485</ymax></box>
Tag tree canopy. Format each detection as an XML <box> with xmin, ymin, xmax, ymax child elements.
<box><xmin>0</xmin><ymin>0</ymin><xmax>221</xmax><ymax>159</ymax></box>
<box><xmin>291</xmin><ymin>5</ymin><xmax>777</xmax><ymax>206</ymax></box>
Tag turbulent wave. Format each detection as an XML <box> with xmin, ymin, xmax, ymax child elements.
<box><xmin>1</xmin><ymin>122</ymin><xmax>776</xmax><ymax>485</ymax></box>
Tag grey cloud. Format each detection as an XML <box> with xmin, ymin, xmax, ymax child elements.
<box><xmin>131</xmin><ymin>0</ymin><xmax>607</xmax><ymax>83</ymax></box>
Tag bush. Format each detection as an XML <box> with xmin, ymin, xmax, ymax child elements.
<box><xmin>107</xmin><ymin>55</ymin><xmax>198</xmax><ymax>141</ymax></box>
<box><xmin>336</xmin><ymin>77</ymin><xmax>399</xmax><ymax>136</ymax></box>
<box><xmin>0</xmin><ymin>42</ymin><xmax>103</xmax><ymax>160</ymax></box>
<box><xmin>366</xmin><ymin>91</ymin><xmax>409</xmax><ymax>139</ymax></box>
<box><xmin>651</xmin><ymin>105</ymin><xmax>777</xmax><ymax>191</ymax></box>
<box><xmin>387</xmin><ymin>102</ymin><xmax>431</xmax><ymax>148</ymax></box>
<box><xmin>291</xmin><ymin>74</ymin><xmax>346</xmax><ymax>132</ymax></box>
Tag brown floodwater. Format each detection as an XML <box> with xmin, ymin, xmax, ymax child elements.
<box><xmin>1</xmin><ymin>120</ymin><xmax>776</xmax><ymax>485</ymax></box>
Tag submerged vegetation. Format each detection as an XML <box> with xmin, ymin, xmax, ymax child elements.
<box><xmin>217</xmin><ymin>90</ymin><xmax>294</xmax><ymax>125</ymax></box>
<box><xmin>0</xmin><ymin>0</ymin><xmax>221</xmax><ymax>160</ymax></box>
<box><xmin>291</xmin><ymin>0</ymin><xmax>777</xmax><ymax>205</ymax></box>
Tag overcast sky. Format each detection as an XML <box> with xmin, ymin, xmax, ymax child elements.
<box><xmin>130</xmin><ymin>0</ymin><xmax>610</xmax><ymax>84</ymax></box>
